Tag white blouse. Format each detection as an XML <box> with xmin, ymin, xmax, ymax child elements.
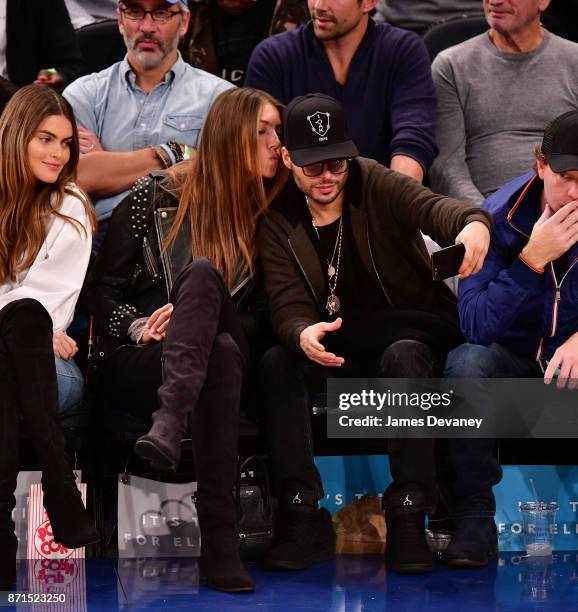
<box><xmin>0</xmin><ymin>186</ymin><xmax>93</xmax><ymax>331</ymax></box>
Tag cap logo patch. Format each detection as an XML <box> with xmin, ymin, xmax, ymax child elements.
<box><xmin>307</xmin><ymin>111</ymin><xmax>331</xmax><ymax>141</ymax></box>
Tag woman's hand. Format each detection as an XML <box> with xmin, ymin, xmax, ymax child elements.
<box><xmin>53</xmin><ymin>331</ymin><xmax>78</xmax><ymax>360</ymax></box>
<box><xmin>141</xmin><ymin>303</ymin><xmax>173</xmax><ymax>344</ymax></box>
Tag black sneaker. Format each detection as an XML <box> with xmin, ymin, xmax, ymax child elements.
<box><xmin>444</xmin><ymin>518</ymin><xmax>498</xmax><ymax>568</ymax></box>
<box><xmin>383</xmin><ymin>485</ymin><xmax>434</xmax><ymax>574</ymax></box>
<box><xmin>263</xmin><ymin>507</ymin><xmax>335</xmax><ymax>571</ymax></box>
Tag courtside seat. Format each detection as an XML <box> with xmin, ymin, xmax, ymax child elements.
<box><xmin>422</xmin><ymin>16</ymin><xmax>488</xmax><ymax>61</ymax></box>
<box><xmin>76</xmin><ymin>20</ymin><xmax>126</xmax><ymax>75</ymax></box>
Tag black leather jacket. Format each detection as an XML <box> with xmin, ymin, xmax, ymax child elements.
<box><xmin>83</xmin><ymin>172</ymin><xmax>272</xmax><ymax>361</ymax></box>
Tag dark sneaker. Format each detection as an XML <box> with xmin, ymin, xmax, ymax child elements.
<box><xmin>263</xmin><ymin>507</ymin><xmax>335</xmax><ymax>571</ymax></box>
<box><xmin>444</xmin><ymin>518</ymin><xmax>498</xmax><ymax>568</ymax></box>
<box><xmin>383</xmin><ymin>486</ymin><xmax>434</xmax><ymax>574</ymax></box>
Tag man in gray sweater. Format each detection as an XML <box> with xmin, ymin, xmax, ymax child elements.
<box><xmin>429</xmin><ymin>0</ymin><xmax>578</xmax><ymax>206</ymax></box>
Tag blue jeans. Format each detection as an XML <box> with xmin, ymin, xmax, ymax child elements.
<box><xmin>55</xmin><ymin>357</ymin><xmax>84</xmax><ymax>423</ymax></box>
<box><xmin>446</xmin><ymin>342</ymin><xmax>542</xmax><ymax>379</ymax></box>
<box><xmin>442</xmin><ymin>342</ymin><xmax>541</xmax><ymax>519</ymax></box>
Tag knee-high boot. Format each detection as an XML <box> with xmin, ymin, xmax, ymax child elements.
<box><xmin>193</xmin><ymin>333</ymin><xmax>253</xmax><ymax>593</ymax></box>
<box><xmin>0</xmin><ymin>299</ymin><xmax>99</xmax><ymax>549</ymax></box>
<box><xmin>135</xmin><ymin>258</ymin><xmax>247</xmax><ymax>471</ymax></box>
<box><xmin>0</xmin><ymin>382</ymin><xmax>19</xmax><ymax>590</ymax></box>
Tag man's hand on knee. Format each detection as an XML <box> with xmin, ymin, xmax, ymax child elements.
<box><xmin>299</xmin><ymin>318</ymin><xmax>345</xmax><ymax>367</ymax></box>
<box><xmin>544</xmin><ymin>332</ymin><xmax>578</xmax><ymax>390</ymax></box>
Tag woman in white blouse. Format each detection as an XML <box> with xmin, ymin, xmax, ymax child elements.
<box><xmin>0</xmin><ymin>85</ymin><xmax>99</xmax><ymax>591</ymax></box>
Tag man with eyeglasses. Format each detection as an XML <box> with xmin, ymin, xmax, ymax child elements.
<box><xmin>258</xmin><ymin>94</ymin><xmax>493</xmax><ymax>574</ymax></box>
<box><xmin>63</xmin><ymin>0</ymin><xmax>232</xmax><ymax>247</ymax></box>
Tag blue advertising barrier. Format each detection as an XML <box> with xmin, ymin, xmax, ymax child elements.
<box><xmin>315</xmin><ymin>456</ymin><xmax>578</xmax><ymax>551</ymax></box>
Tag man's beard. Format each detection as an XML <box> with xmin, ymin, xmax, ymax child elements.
<box><xmin>293</xmin><ymin>171</ymin><xmax>347</xmax><ymax>206</ymax></box>
<box><xmin>311</xmin><ymin>11</ymin><xmax>355</xmax><ymax>42</ymax></box>
<box><xmin>125</xmin><ymin>35</ymin><xmax>177</xmax><ymax>68</ymax></box>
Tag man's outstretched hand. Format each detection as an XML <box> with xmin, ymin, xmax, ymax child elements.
<box><xmin>299</xmin><ymin>317</ymin><xmax>345</xmax><ymax>367</ymax></box>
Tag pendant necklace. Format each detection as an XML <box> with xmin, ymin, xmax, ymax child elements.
<box><xmin>306</xmin><ymin>196</ymin><xmax>343</xmax><ymax>316</ymax></box>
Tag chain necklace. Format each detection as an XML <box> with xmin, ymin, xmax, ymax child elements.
<box><xmin>306</xmin><ymin>196</ymin><xmax>343</xmax><ymax>316</ymax></box>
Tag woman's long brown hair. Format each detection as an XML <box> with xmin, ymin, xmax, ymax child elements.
<box><xmin>0</xmin><ymin>84</ymin><xmax>96</xmax><ymax>284</ymax></box>
<box><xmin>165</xmin><ymin>87</ymin><xmax>288</xmax><ymax>289</ymax></box>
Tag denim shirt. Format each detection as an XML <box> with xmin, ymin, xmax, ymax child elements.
<box><xmin>63</xmin><ymin>53</ymin><xmax>233</xmax><ymax>221</ymax></box>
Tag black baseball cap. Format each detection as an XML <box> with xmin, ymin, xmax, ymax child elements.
<box><xmin>283</xmin><ymin>93</ymin><xmax>358</xmax><ymax>166</ymax></box>
<box><xmin>542</xmin><ymin>110</ymin><xmax>578</xmax><ymax>173</ymax></box>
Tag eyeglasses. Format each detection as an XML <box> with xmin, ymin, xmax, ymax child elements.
<box><xmin>120</xmin><ymin>7</ymin><xmax>183</xmax><ymax>24</ymax></box>
<box><xmin>301</xmin><ymin>158</ymin><xmax>350</xmax><ymax>177</ymax></box>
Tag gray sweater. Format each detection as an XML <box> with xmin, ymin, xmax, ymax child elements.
<box><xmin>430</xmin><ymin>31</ymin><xmax>578</xmax><ymax>205</ymax></box>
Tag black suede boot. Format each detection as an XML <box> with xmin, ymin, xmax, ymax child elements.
<box><xmin>135</xmin><ymin>259</ymin><xmax>246</xmax><ymax>472</ymax></box>
<box><xmin>383</xmin><ymin>484</ymin><xmax>434</xmax><ymax>574</ymax></box>
<box><xmin>192</xmin><ymin>333</ymin><xmax>254</xmax><ymax>593</ymax></box>
<box><xmin>133</xmin><ymin>413</ymin><xmax>185</xmax><ymax>472</ymax></box>
<box><xmin>444</xmin><ymin>518</ymin><xmax>498</xmax><ymax>568</ymax></box>
<box><xmin>263</xmin><ymin>500</ymin><xmax>335</xmax><ymax>571</ymax></box>
<box><xmin>0</xmin><ymin>299</ymin><xmax>99</xmax><ymax>550</ymax></box>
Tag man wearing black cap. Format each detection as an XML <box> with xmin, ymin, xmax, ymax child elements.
<box><xmin>443</xmin><ymin>111</ymin><xmax>578</xmax><ymax>567</ymax></box>
<box><xmin>258</xmin><ymin>93</ymin><xmax>493</xmax><ymax>573</ymax></box>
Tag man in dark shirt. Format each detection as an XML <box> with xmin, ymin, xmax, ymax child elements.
<box><xmin>245</xmin><ymin>0</ymin><xmax>436</xmax><ymax>182</ymax></box>
<box><xmin>2</xmin><ymin>0</ymin><xmax>85</xmax><ymax>89</ymax></box>
<box><xmin>182</xmin><ymin>0</ymin><xmax>276</xmax><ymax>84</ymax></box>
<box><xmin>258</xmin><ymin>94</ymin><xmax>492</xmax><ymax>574</ymax></box>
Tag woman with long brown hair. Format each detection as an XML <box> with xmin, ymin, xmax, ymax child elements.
<box><xmin>84</xmin><ymin>87</ymin><xmax>287</xmax><ymax>593</ymax></box>
<box><xmin>0</xmin><ymin>85</ymin><xmax>100</xmax><ymax>591</ymax></box>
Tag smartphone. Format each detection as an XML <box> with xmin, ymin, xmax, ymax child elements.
<box><xmin>431</xmin><ymin>243</ymin><xmax>466</xmax><ymax>281</ymax></box>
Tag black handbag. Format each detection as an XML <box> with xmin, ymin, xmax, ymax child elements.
<box><xmin>236</xmin><ymin>455</ymin><xmax>276</xmax><ymax>561</ymax></box>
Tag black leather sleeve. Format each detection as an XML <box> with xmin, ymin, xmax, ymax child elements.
<box><xmin>83</xmin><ymin>176</ymin><xmax>155</xmax><ymax>341</ymax></box>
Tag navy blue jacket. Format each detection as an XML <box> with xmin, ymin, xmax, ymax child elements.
<box><xmin>459</xmin><ymin>171</ymin><xmax>578</xmax><ymax>362</ymax></box>
<box><xmin>245</xmin><ymin>19</ymin><xmax>437</xmax><ymax>170</ymax></box>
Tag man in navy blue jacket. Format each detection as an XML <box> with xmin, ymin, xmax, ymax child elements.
<box><xmin>444</xmin><ymin>110</ymin><xmax>578</xmax><ymax>567</ymax></box>
<box><xmin>244</xmin><ymin>0</ymin><xmax>436</xmax><ymax>183</ymax></box>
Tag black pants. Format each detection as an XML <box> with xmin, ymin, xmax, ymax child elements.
<box><xmin>100</xmin><ymin>258</ymin><xmax>248</xmax><ymax>420</ymax></box>
<box><xmin>260</xmin><ymin>339</ymin><xmax>439</xmax><ymax>510</ymax></box>
<box><xmin>0</xmin><ymin>299</ymin><xmax>73</xmax><ymax>537</ymax></box>
<box><xmin>98</xmin><ymin>259</ymin><xmax>248</xmax><ymax>542</ymax></box>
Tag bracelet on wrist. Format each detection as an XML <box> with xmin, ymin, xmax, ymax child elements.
<box><xmin>160</xmin><ymin>143</ymin><xmax>177</xmax><ymax>166</ymax></box>
<box><xmin>166</xmin><ymin>140</ymin><xmax>184</xmax><ymax>164</ymax></box>
<box><xmin>151</xmin><ymin>145</ymin><xmax>170</xmax><ymax>169</ymax></box>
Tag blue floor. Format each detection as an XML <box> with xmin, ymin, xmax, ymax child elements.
<box><xmin>10</xmin><ymin>552</ymin><xmax>578</xmax><ymax>611</ymax></box>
